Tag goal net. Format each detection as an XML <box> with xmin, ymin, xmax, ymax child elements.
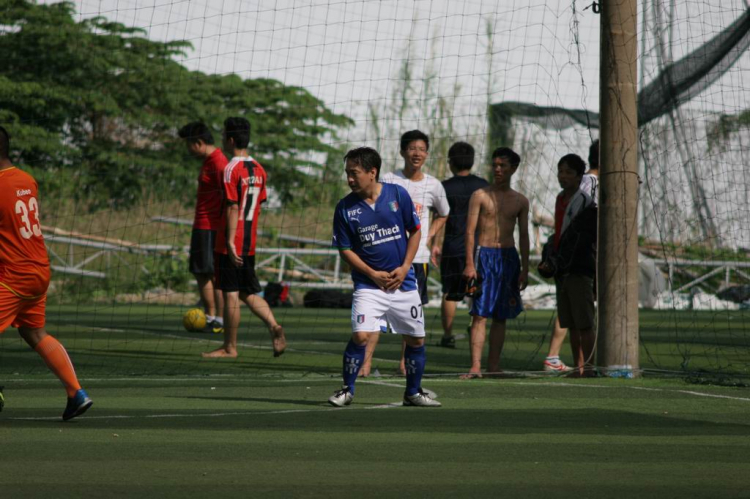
<box><xmin>1</xmin><ymin>0</ymin><xmax>749</xmax><ymax>380</ymax></box>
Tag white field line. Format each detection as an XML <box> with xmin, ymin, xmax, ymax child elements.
<box><xmin>16</xmin><ymin>329</ymin><xmax>750</xmax><ymax>403</ymax></box>
<box><xmin>676</xmin><ymin>390</ymin><xmax>750</xmax><ymax>401</ymax></box>
<box><xmin>421</xmin><ymin>379</ymin><xmax>750</xmax><ymax>402</ymax></box>
<box><xmin>93</xmin><ymin>327</ymin><xmax>339</xmax><ymax>357</ymax></box>
<box><xmin>6</xmin><ymin>376</ymin><xmax>750</xmax><ymax>410</ymax></box>
<box><xmin>1</xmin><ymin>376</ymin><xmax>390</xmax><ymax>384</ymax></box>
<box><xmin>359</xmin><ymin>380</ymin><xmax>406</xmax><ymax>389</ymax></box>
<box><xmin>7</xmin><ymin>400</ymin><xmax>405</xmax><ymax>421</ymax></box>
<box><xmin>88</xmin><ymin>326</ymin><xmax>401</xmax><ymax>363</ymax></box>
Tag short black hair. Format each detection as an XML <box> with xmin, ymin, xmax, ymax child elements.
<box><xmin>344</xmin><ymin>147</ymin><xmax>382</xmax><ymax>181</ymax></box>
<box><xmin>588</xmin><ymin>139</ymin><xmax>600</xmax><ymax>169</ymax></box>
<box><xmin>491</xmin><ymin>147</ymin><xmax>520</xmax><ymax>167</ymax></box>
<box><xmin>400</xmin><ymin>130</ymin><xmax>429</xmax><ymax>152</ymax></box>
<box><xmin>559</xmin><ymin>153</ymin><xmax>586</xmax><ymax>176</ymax></box>
<box><xmin>178</xmin><ymin>122</ymin><xmax>214</xmax><ymax>145</ymax></box>
<box><xmin>448</xmin><ymin>142</ymin><xmax>475</xmax><ymax>171</ymax></box>
<box><xmin>0</xmin><ymin>125</ymin><xmax>9</xmax><ymax>160</ymax></box>
<box><xmin>223</xmin><ymin>117</ymin><xmax>251</xmax><ymax>149</ymax></box>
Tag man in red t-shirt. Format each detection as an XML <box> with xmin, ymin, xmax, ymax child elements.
<box><xmin>0</xmin><ymin>126</ymin><xmax>92</xmax><ymax>420</ymax></box>
<box><xmin>202</xmin><ymin>117</ymin><xmax>286</xmax><ymax>358</ymax></box>
<box><xmin>178</xmin><ymin>122</ymin><xmax>228</xmax><ymax>333</ymax></box>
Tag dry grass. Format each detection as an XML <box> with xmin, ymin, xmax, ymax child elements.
<box><xmin>41</xmin><ymin>197</ymin><xmax>335</xmax><ymax>248</ymax></box>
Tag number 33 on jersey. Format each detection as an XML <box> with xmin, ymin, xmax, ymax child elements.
<box><xmin>16</xmin><ymin>196</ymin><xmax>42</xmax><ymax>239</ymax></box>
<box><xmin>0</xmin><ymin>167</ymin><xmax>51</xmax><ymax>297</ymax></box>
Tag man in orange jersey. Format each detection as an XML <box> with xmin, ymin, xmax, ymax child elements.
<box><xmin>0</xmin><ymin>125</ymin><xmax>92</xmax><ymax>421</ymax></box>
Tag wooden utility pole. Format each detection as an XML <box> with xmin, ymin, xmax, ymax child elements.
<box><xmin>597</xmin><ymin>0</ymin><xmax>640</xmax><ymax>377</ymax></box>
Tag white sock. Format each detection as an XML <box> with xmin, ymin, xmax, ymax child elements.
<box><xmin>206</xmin><ymin>315</ymin><xmax>215</xmax><ymax>322</ymax></box>
<box><xmin>214</xmin><ymin>317</ymin><xmax>224</xmax><ymax>326</ymax></box>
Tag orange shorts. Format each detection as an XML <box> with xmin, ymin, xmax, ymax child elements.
<box><xmin>0</xmin><ymin>284</ymin><xmax>46</xmax><ymax>333</ymax></box>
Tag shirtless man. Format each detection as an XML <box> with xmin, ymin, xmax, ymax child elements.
<box><xmin>462</xmin><ymin>147</ymin><xmax>529</xmax><ymax>378</ymax></box>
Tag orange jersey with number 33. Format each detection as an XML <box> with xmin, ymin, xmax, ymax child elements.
<box><xmin>0</xmin><ymin>167</ymin><xmax>50</xmax><ymax>298</ymax></box>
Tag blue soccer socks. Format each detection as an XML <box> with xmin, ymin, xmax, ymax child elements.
<box><xmin>404</xmin><ymin>344</ymin><xmax>426</xmax><ymax>396</ymax></box>
<box><xmin>342</xmin><ymin>339</ymin><xmax>366</xmax><ymax>394</ymax></box>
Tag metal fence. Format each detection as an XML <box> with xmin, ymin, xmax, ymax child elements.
<box><xmin>45</xmin><ymin>220</ymin><xmax>750</xmax><ymax>297</ymax></box>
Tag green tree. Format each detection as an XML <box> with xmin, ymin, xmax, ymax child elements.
<box><xmin>0</xmin><ymin>0</ymin><xmax>352</xmax><ymax>210</ymax></box>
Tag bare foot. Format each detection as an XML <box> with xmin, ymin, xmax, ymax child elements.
<box><xmin>201</xmin><ymin>347</ymin><xmax>237</xmax><ymax>358</ymax></box>
<box><xmin>270</xmin><ymin>325</ymin><xmax>286</xmax><ymax>357</ymax></box>
<box><xmin>460</xmin><ymin>368</ymin><xmax>483</xmax><ymax>380</ymax></box>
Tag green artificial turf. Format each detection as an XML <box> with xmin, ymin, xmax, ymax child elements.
<box><xmin>2</xmin><ymin>304</ymin><xmax>750</xmax><ymax>497</ymax></box>
<box><xmin>1</xmin><ymin>305</ymin><xmax>748</xmax><ymax>378</ymax></box>
<box><xmin>1</xmin><ymin>377</ymin><xmax>749</xmax><ymax>498</ymax></box>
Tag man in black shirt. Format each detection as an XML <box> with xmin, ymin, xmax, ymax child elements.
<box><xmin>430</xmin><ymin>142</ymin><xmax>489</xmax><ymax>348</ymax></box>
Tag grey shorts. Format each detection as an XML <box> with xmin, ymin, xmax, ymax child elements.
<box><xmin>555</xmin><ymin>274</ymin><xmax>595</xmax><ymax>330</ymax></box>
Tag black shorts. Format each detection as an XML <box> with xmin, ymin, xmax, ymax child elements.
<box><xmin>412</xmin><ymin>263</ymin><xmax>429</xmax><ymax>305</ymax></box>
<box><xmin>189</xmin><ymin>229</ymin><xmax>217</xmax><ymax>275</ymax></box>
<box><xmin>215</xmin><ymin>254</ymin><xmax>262</xmax><ymax>295</ymax></box>
<box><xmin>440</xmin><ymin>255</ymin><xmax>466</xmax><ymax>295</ymax></box>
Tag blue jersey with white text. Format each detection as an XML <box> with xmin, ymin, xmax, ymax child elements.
<box><xmin>332</xmin><ymin>183</ymin><xmax>421</xmax><ymax>291</ymax></box>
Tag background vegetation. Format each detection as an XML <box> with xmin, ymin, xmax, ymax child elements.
<box><xmin>0</xmin><ymin>0</ymin><xmax>353</xmax><ymax>211</ymax></box>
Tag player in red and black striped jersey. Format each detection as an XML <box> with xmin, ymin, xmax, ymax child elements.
<box><xmin>202</xmin><ymin>117</ymin><xmax>286</xmax><ymax>358</ymax></box>
<box><xmin>178</xmin><ymin>122</ymin><xmax>228</xmax><ymax>334</ymax></box>
<box><xmin>215</xmin><ymin>154</ymin><xmax>267</xmax><ymax>258</ymax></box>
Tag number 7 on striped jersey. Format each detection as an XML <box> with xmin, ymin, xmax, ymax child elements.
<box><xmin>240</xmin><ymin>186</ymin><xmax>261</xmax><ymax>222</ymax></box>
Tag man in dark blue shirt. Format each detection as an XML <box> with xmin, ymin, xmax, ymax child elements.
<box><xmin>328</xmin><ymin>147</ymin><xmax>440</xmax><ymax>407</ymax></box>
<box><xmin>430</xmin><ymin>142</ymin><xmax>488</xmax><ymax>348</ymax></box>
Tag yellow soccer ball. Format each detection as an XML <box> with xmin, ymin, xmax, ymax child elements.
<box><xmin>183</xmin><ymin>308</ymin><xmax>207</xmax><ymax>332</ymax></box>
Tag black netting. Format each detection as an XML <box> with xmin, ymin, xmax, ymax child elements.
<box><xmin>489</xmin><ymin>7</ymin><xmax>750</xmax><ymax>143</ymax></box>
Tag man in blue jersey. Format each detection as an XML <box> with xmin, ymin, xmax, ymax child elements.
<box><xmin>328</xmin><ymin>147</ymin><xmax>441</xmax><ymax>407</ymax></box>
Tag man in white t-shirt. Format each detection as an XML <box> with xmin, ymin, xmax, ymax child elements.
<box><xmin>579</xmin><ymin>139</ymin><xmax>599</xmax><ymax>206</ymax></box>
<box><xmin>359</xmin><ymin>130</ymin><xmax>450</xmax><ymax>377</ymax></box>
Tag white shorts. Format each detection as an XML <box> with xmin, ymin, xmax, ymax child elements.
<box><xmin>351</xmin><ymin>288</ymin><xmax>425</xmax><ymax>337</ymax></box>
